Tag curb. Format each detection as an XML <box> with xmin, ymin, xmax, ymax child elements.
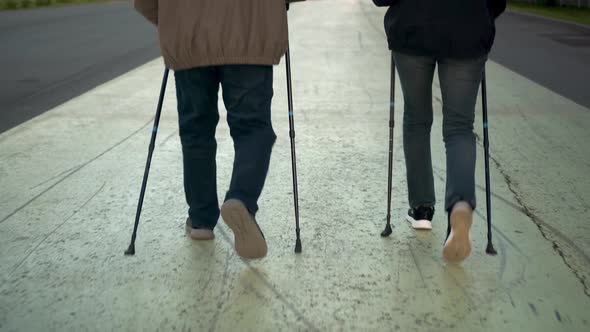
<box><xmin>506</xmin><ymin>8</ymin><xmax>590</xmax><ymax>30</ymax></box>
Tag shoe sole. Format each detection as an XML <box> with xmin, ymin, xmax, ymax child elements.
<box><xmin>221</xmin><ymin>199</ymin><xmax>267</xmax><ymax>259</ymax></box>
<box><xmin>443</xmin><ymin>202</ymin><xmax>473</xmax><ymax>263</ymax></box>
<box><xmin>185</xmin><ymin>221</ymin><xmax>215</xmax><ymax>240</ymax></box>
<box><xmin>405</xmin><ymin>215</ymin><xmax>433</xmax><ymax>230</ymax></box>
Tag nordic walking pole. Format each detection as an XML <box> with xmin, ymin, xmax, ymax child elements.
<box><xmin>125</xmin><ymin>68</ymin><xmax>170</xmax><ymax>256</ymax></box>
<box><xmin>286</xmin><ymin>44</ymin><xmax>302</xmax><ymax>253</ymax></box>
<box><xmin>481</xmin><ymin>69</ymin><xmax>497</xmax><ymax>255</ymax></box>
<box><xmin>381</xmin><ymin>52</ymin><xmax>395</xmax><ymax>237</ymax></box>
<box><xmin>286</xmin><ymin>2</ymin><xmax>302</xmax><ymax>253</ymax></box>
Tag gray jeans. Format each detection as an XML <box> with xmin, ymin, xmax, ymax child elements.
<box><xmin>393</xmin><ymin>52</ymin><xmax>487</xmax><ymax>212</ymax></box>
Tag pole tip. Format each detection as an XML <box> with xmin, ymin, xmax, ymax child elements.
<box><xmin>381</xmin><ymin>223</ymin><xmax>393</xmax><ymax>237</ymax></box>
<box><xmin>486</xmin><ymin>242</ymin><xmax>497</xmax><ymax>256</ymax></box>
<box><xmin>295</xmin><ymin>239</ymin><xmax>302</xmax><ymax>253</ymax></box>
<box><xmin>124</xmin><ymin>243</ymin><xmax>136</xmax><ymax>256</ymax></box>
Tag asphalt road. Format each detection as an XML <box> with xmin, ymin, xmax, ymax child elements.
<box><xmin>0</xmin><ymin>4</ymin><xmax>588</xmax><ymax>134</ymax></box>
<box><xmin>491</xmin><ymin>11</ymin><xmax>590</xmax><ymax>109</ymax></box>
<box><xmin>0</xmin><ymin>1</ymin><xmax>159</xmax><ymax>134</ymax></box>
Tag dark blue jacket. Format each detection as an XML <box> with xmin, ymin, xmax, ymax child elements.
<box><xmin>373</xmin><ymin>0</ymin><xmax>506</xmax><ymax>59</ymax></box>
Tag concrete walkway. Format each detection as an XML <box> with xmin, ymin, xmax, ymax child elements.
<box><xmin>1</xmin><ymin>1</ymin><xmax>589</xmax><ymax>331</ymax></box>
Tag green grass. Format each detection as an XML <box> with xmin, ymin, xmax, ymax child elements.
<box><xmin>0</xmin><ymin>0</ymin><xmax>113</xmax><ymax>10</ymax></box>
<box><xmin>509</xmin><ymin>1</ymin><xmax>590</xmax><ymax>26</ymax></box>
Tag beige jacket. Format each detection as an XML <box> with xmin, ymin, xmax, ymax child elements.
<box><xmin>134</xmin><ymin>0</ymin><xmax>289</xmax><ymax>70</ymax></box>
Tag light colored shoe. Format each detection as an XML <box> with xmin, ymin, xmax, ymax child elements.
<box><xmin>221</xmin><ymin>199</ymin><xmax>267</xmax><ymax>259</ymax></box>
<box><xmin>443</xmin><ymin>201</ymin><xmax>473</xmax><ymax>263</ymax></box>
<box><xmin>406</xmin><ymin>206</ymin><xmax>434</xmax><ymax>230</ymax></box>
<box><xmin>185</xmin><ymin>218</ymin><xmax>215</xmax><ymax>240</ymax></box>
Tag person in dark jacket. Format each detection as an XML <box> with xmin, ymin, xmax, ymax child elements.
<box><xmin>373</xmin><ymin>0</ymin><xmax>506</xmax><ymax>263</ymax></box>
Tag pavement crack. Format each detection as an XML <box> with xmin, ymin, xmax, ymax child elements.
<box><xmin>357</xmin><ymin>30</ymin><xmax>365</xmax><ymax>50</ymax></box>
<box><xmin>569</xmin><ymin>180</ymin><xmax>590</xmax><ymax>212</ymax></box>
<box><xmin>208</xmin><ymin>247</ymin><xmax>233</xmax><ymax>332</ymax></box>
<box><xmin>480</xmin><ymin>140</ymin><xmax>590</xmax><ymax>298</ymax></box>
<box><xmin>0</xmin><ymin>117</ymin><xmax>152</xmax><ymax>225</ymax></box>
<box><xmin>445</xmin><ymin>266</ymin><xmax>485</xmax><ymax>327</ymax></box>
<box><xmin>4</xmin><ymin>182</ymin><xmax>106</xmax><ymax>283</ymax></box>
<box><xmin>29</xmin><ymin>164</ymin><xmax>80</xmax><ymax>190</ymax></box>
<box><xmin>216</xmin><ymin>227</ymin><xmax>320</xmax><ymax>332</ymax></box>
<box><xmin>159</xmin><ymin>129</ymin><xmax>179</xmax><ymax>147</ymax></box>
<box><xmin>0</xmin><ymin>164</ymin><xmax>83</xmax><ymax>225</ymax></box>
<box><xmin>408</xmin><ymin>244</ymin><xmax>428</xmax><ymax>291</ymax></box>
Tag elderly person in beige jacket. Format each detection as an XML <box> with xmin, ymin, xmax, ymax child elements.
<box><xmin>134</xmin><ymin>0</ymin><xmax>290</xmax><ymax>259</ymax></box>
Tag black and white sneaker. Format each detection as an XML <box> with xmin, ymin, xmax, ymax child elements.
<box><xmin>406</xmin><ymin>205</ymin><xmax>434</xmax><ymax>230</ymax></box>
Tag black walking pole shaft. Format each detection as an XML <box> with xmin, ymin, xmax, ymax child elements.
<box><xmin>481</xmin><ymin>70</ymin><xmax>497</xmax><ymax>255</ymax></box>
<box><xmin>125</xmin><ymin>68</ymin><xmax>170</xmax><ymax>256</ymax></box>
<box><xmin>382</xmin><ymin>52</ymin><xmax>396</xmax><ymax>237</ymax></box>
<box><xmin>285</xmin><ymin>45</ymin><xmax>302</xmax><ymax>253</ymax></box>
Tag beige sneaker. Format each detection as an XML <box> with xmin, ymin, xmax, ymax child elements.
<box><xmin>185</xmin><ymin>218</ymin><xmax>215</xmax><ymax>240</ymax></box>
<box><xmin>221</xmin><ymin>199</ymin><xmax>267</xmax><ymax>259</ymax></box>
<box><xmin>443</xmin><ymin>201</ymin><xmax>473</xmax><ymax>263</ymax></box>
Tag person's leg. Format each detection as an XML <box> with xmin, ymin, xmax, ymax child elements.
<box><xmin>393</xmin><ymin>52</ymin><xmax>437</xmax><ymax>227</ymax></box>
<box><xmin>220</xmin><ymin>65</ymin><xmax>276</xmax><ymax>215</ymax></box>
<box><xmin>438</xmin><ymin>55</ymin><xmax>487</xmax><ymax>262</ymax></box>
<box><xmin>219</xmin><ymin>65</ymin><xmax>275</xmax><ymax>259</ymax></box>
<box><xmin>393</xmin><ymin>52</ymin><xmax>437</xmax><ymax>209</ymax></box>
<box><xmin>174</xmin><ymin>67</ymin><xmax>221</xmax><ymax>230</ymax></box>
<box><xmin>437</xmin><ymin>56</ymin><xmax>486</xmax><ymax>212</ymax></box>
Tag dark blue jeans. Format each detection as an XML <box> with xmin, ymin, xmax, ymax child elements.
<box><xmin>393</xmin><ymin>52</ymin><xmax>487</xmax><ymax>212</ymax></box>
<box><xmin>174</xmin><ymin>65</ymin><xmax>276</xmax><ymax>229</ymax></box>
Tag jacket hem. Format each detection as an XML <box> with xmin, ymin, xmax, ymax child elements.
<box><xmin>164</xmin><ymin>56</ymin><xmax>284</xmax><ymax>71</ymax></box>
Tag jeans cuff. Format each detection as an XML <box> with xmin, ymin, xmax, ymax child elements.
<box><xmin>224</xmin><ymin>192</ymin><xmax>258</xmax><ymax>216</ymax></box>
<box><xmin>445</xmin><ymin>196</ymin><xmax>476</xmax><ymax>213</ymax></box>
<box><xmin>188</xmin><ymin>210</ymin><xmax>219</xmax><ymax>230</ymax></box>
